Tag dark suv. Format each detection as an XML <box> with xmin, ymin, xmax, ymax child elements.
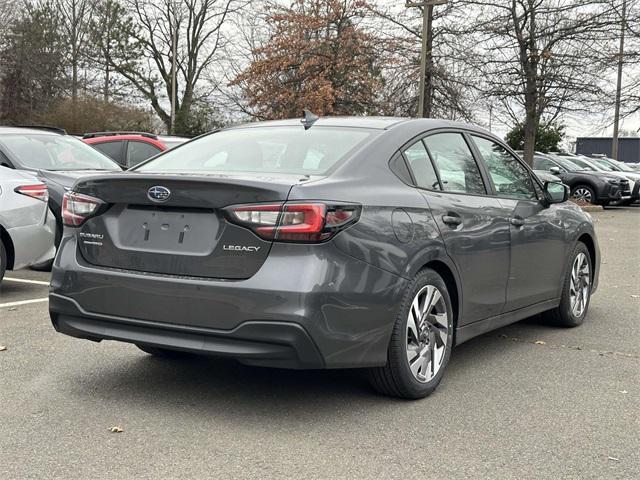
<box><xmin>50</xmin><ymin>117</ymin><xmax>599</xmax><ymax>399</ymax></box>
<box><xmin>533</xmin><ymin>154</ymin><xmax>627</xmax><ymax>205</ymax></box>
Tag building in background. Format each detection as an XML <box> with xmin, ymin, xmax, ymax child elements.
<box><xmin>576</xmin><ymin>137</ymin><xmax>640</xmax><ymax>163</ymax></box>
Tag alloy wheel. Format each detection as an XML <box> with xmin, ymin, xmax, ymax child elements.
<box><xmin>569</xmin><ymin>252</ymin><xmax>590</xmax><ymax>317</ymax></box>
<box><xmin>572</xmin><ymin>188</ymin><xmax>593</xmax><ymax>203</ymax></box>
<box><xmin>406</xmin><ymin>285</ymin><xmax>449</xmax><ymax>383</ymax></box>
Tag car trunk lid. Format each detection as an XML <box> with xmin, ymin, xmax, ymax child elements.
<box><xmin>72</xmin><ymin>173</ymin><xmax>303</xmax><ymax>279</ymax></box>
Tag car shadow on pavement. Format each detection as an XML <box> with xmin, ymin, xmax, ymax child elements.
<box><xmin>61</xmin><ymin>320</ymin><xmax>546</xmax><ymax>418</ymax></box>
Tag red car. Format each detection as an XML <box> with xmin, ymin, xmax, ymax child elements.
<box><xmin>82</xmin><ymin>132</ymin><xmax>188</xmax><ymax>168</ymax></box>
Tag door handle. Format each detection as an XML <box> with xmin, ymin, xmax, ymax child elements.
<box><xmin>510</xmin><ymin>217</ymin><xmax>525</xmax><ymax>227</ymax></box>
<box><xmin>442</xmin><ymin>215</ymin><xmax>462</xmax><ymax>226</ymax></box>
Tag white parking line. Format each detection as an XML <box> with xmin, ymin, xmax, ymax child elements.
<box><xmin>0</xmin><ymin>298</ymin><xmax>49</xmax><ymax>309</ymax></box>
<box><xmin>3</xmin><ymin>278</ymin><xmax>50</xmax><ymax>286</ymax></box>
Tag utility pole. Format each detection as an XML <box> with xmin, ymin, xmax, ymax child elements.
<box><xmin>406</xmin><ymin>0</ymin><xmax>447</xmax><ymax>118</ymax></box>
<box><xmin>612</xmin><ymin>0</ymin><xmax>626</xmax><ymax>160</ymax></box>
<box><xmin>170</xmin><ymin>1</ymin><xmax>180</xmax><ymax>135</ymax></box>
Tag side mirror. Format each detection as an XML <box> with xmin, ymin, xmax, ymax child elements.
<box><xmin>549</xmin><ymin>166</ymin><xmax>561</xmax><ymax>175</ymax></box>
<box><xmin>543</xmin><ymin>181</ymin><xmax>568</xmax><ymax>205</ymax></box>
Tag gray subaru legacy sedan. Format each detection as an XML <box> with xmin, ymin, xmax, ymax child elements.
<box><xmin>49</xmin><ymin>116</ymin><xmax>599</xmax><ymax>399</ymax></box>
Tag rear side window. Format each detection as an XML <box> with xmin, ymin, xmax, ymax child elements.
<box><xmin>403</xmin><ymin>140</ymin><xmax>440</xmax><ymax>190</ymax></box>
<box><xmin>136</xmin><ymin>127</ymin><xmax>377</xmax><ymax>175</ymax></box>
<box><xmin>126</xmin><ymin>141</ymin><xmax>162</xmax><ymax>167</ymax></box>
<box><xmin>93</xmin><ymin>141</ymin><xmax>123</xmax><ymax>163</ymax></box>
<box><xmin>423</xmin><ymin>133</ymin><xmax>486</xmax><ymax>195</ymax></box>
<box><xmin>473</xmin><ymin>136</ymin><xmax>537</xmax><ymax>200</ymax></box>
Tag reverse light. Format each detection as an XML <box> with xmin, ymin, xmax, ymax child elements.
<box><xmin>14</xmin><ymin>183</ymin><xmax>48</xmax><ymax>202</ymax></box>
<box><xmin>62</xmin><ymin>191</ymin><xmax>104</xmax><ymax>227</ymax></box>
<box><xmin>226</xmin><ymin>202</ymin><xmax>360</xmax><ymax>243</ymax></box>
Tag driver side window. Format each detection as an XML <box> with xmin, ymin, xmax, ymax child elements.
<box><xmin>533</xmin><ymin>156</ymin><xmax>558</xmax><ymax>171</ymax></box>
<box><xmin>473</xmin><ymin>136</ymin><xmax>537</xmax><ymax>201</ymax></box>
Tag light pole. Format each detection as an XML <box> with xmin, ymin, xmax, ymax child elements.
<box><xmin>406</xmin><ymin>0</ymin><xmax>447</xmax><ymax>118</ymax></box>
<box><xmin>611</xmin><ymin>0</ymin><xmax>626</xmax><ymax>160</ymax></box>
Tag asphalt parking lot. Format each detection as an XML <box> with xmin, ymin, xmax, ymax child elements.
<box><xmin>1</xmin><ymin>207</ymin><xmax>639</xmax><ymax>480</ymax></box>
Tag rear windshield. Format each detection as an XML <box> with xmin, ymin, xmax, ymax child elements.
<box><xmin>136</xmin><ymin>126</ymin><xmax>377</xmax><ymax>175</ymax></box>
<box><xmin>0</xmin><ymin>134</ymin><xmax>121</xmax><ymax>171</ymax></box>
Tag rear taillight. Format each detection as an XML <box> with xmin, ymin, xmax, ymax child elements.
<box><xmin>14</xmin><ymin>183</ymin><xmax>48</xmax><ymax>202</ymax></box>
<box><xmin>225</xmin><ymin>202</ymin><xmax>361</xmax><ymax>242</ymax></box>
<box><xmin>62</xmin><ymin>191</ymin><xmax>104</xmax><ymax>227</ymax></box>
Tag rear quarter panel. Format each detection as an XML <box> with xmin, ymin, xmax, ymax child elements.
<box><xmin>288</xmin><ymin>127</ymin><xmax>453</xmax><ymax>281</ymax></box>
<box><xmin>0</xmin><ymin>176</ymin><xmax>55</xmax><ymax>269</ymax></box>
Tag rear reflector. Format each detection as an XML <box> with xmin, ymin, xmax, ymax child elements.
<box><xmin>62</xmin><ymin>191</ymin><xmax>104</xmax><ymax>227</ymax></box>
<box><xmin>226</xmin><ymin>202</ymin><xmax>360</xmax><ymax>243</ymax></box>
<box><xmin>14</xmin><ymin>183</ymin><xmax>48</xmax><ymax>202</ymax></box>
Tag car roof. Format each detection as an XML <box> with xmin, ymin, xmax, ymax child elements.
<box><xmin>84</xmin><ymin>134</ymin><xmax>158</xmax><ymax>142</ymax></box>
<box><xmin>0</xmin><ymin>126</ymin><xmax>61</xmax><ymax>136</ymax></box>
<box><xmin>227</xmin><ymin>116</ymin><xmax>490</xmax><ymax>133</ymax></box>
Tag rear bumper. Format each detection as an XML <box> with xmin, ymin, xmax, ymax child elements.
<box><xmin>50</xmin><ymin>234</ymin><xmax>407</xmax><ymax>369</ymax></box>
<box><xmin>50</xmin><ymin>294</ymin><xmax>325</xmax><ymax>369</ymax></box>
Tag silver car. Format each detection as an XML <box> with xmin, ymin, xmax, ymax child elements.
<box><xmin>0</xmin><ymin>166</ymin><xmax>56</xmax><ymax>282</ymax></box>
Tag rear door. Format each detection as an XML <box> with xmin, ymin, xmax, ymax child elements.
<box><xmin>125</xmin><ymin>140</ymin><xmax>162</xmax><ymax>167</ymax></box>
<box><xmin>471</xmin><ymin>135</ymin><xmax>566</xmax><ymax>311</ymax></box>
<box><xmin>406</xmin><ymin>132</ymin><xmax>511</xmax><ymax>325</ymax></box>
<box><xmin>92</xmin><ymin>141</ymin><xmax>125</xmax><ymax>166</ymax></box>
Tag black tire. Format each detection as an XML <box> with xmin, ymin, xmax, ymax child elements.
<box><xmin>570</xmin><ymin>185</ymin><xmax>596</xmax><ymax>204</ymax></box>
<box><xmin>541</xmin><ymin>242</ymin><xmax>592</xmax><ymax>327</ymax></box>
<box><xmin>368</xmin><ymin>268</ymin><xmax>454</xmax><ymax>399</ymax></box>
<box><xmin>136</xmin><ymin>344</ymin><xmax>189</xmax><ymax>358</ymax></box>
<box><xmin>30</xmin><ymin>259</ymin><xmax>53</xmax><ymax>271</ymax></box>
<box><xmin>0</xmin><ymin>238</ymin><xmax>7</xmax><ymax>283</ymax></box>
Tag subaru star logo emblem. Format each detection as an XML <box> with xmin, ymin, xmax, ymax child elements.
<box><xmin>147</xmin><ymin>186</ymin><xmax>171</xmax><ymax>202</ymax></box>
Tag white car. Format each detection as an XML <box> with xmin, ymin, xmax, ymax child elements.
<box><xmin>0</xmin><ymin>166</ymin><xmax>56</xmax><ymax>282</ymax></box>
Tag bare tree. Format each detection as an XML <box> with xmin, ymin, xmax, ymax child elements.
<box><xmin>103</xmin><ymin>0</ymin><xmax>247</xmax><ymax>134</ymax></box>
<box><xmin>367</xmin><ymin>1</ymin><xmax>478</xmax><ymax>120</ymax></box>
<box><xmin>607</xmin><ymin>0</ymin><xmax>639</xmax><ymax>119</ymax></box>
<box><xmin>58</xmin><ymin>0</ymin><xmax>95</xmax><ymax>104</ymax></box>
<box><xmin>87</xmin><ymin>0</ymin><xmax>141</xmax><ymax>103</ymax></box>
<box><xmin>449</xmin><ymin>0</ymin><xmax>620</xmax><ymax>165</ymax></box>
<box><xmin>0</xmin><ymin>1</ymin><xmax>67</xmax><ymax>123</ymax></box>
<box><xmin>0</xmin><ymin>0</ymin><xmax>17</xmax><ymax>33</ymax></box>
